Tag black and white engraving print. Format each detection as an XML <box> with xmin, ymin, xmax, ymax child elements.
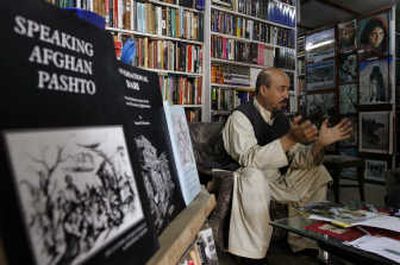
<box><xmin>134</xmin><ymin>135</ymin><xmax>176</xmax><ymax>234</ymax></box>
<box><xmin>5</xmin><ymin>126</ymin><xmax>144</xmax><ymax>265</ymax></box>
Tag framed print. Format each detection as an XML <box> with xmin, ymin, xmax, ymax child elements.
<box><xmin>359</xmin><ymin>111</ymin><xmax>393</xmax><ymax>154</ymax></box>
<box><xmin>364</xmin><ymin>159</ymin><xmax>388</xmax><ymax>182</ymax></box>
<box><xmin>357</xmin><ymin>12</ymin><xmax>390</xmax><ymax>59</ymax></box>
<box><xmin>339</xmin><ymin>53</ymin><xmax>358</xmax><ymax>84</ymax></box>
<box><xmin>305</xmin><ymin>92</ymin><xmax>336</xmax><ymax>126</ymax></box>
<box><xmin>338</xmin><ymin>20</ymin><xmax>356</xmax><ymax>52</ymax></box>
<box><xmin>339</xmin><ymin>84</ymin><xmax>358</xmax><ymax>114</ymax></box>
<box><xmin>306</xmin><ymin>60</ymin><xmax>336</xmax><ymax>91</ymax></box>
<box><xmin>359</xmin><ymin>57</ymin><xmax>392</xmax><ymax>104</ymax></box>
<box><xmin>305</xmin><ymin>28</ymin><xmax>335</xmax><ymax>64</ymax></box>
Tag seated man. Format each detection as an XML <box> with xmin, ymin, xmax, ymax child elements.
<box><xmin>222</xmin><ymin>67</ymin><xmax>352</xmax><ymax>263</ymax></box>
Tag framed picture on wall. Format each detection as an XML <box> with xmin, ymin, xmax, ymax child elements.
<box><xmin>338</xmin><ymin>20</ymin><xmax>357</xmax><ymax>53</ymax></box>
<box><xmin>306</xmin><ymin>60</ymin><xmax>336</xmax><ymax>91</ymax></box>
<box><xmin>339</xmin><ymin>84</ymin><xmax>358</xmax><ymax>114</ymax></box>
<box><xmin>359</xmin><ymin>57</ymin><xmax>392</xmax><ymax>105</ymax></box>
<box><xmin>357</xmin><ymin>12</ymin><xmax>390</xmax><ymax>59</ymax></box>
<box><xmin>359</xmin><ymin>111</ymin><xmax>393</xmax><ymax>154</ymax></box>
<box><xmin>365</xmin><ymin>159</ymin><xmax>388</xmax><ymax>182</ymax></box>
<box><xmin>305</xmin><ymin>92</ymin><xmax>336</xmax><ymax>126</ymax></box>
<box><xmin>306</xmin><ymin>28</ymin><xmax>335</xmax><ymax>63</ymax></box>
<box><xmin>339</xmin><ymin>53</ymin><xmax>358</xmax><ymax>84</ymax></box>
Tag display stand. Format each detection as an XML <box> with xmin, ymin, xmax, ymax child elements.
<box><xmin>0</xmin><ymin>240</ymin><xmax>6</xmax><ymax>265</ymax></box>
<box><xmin>147</xmin><ymin>189</ymin><xmax>216</xmax><ymax>265</ymax></box>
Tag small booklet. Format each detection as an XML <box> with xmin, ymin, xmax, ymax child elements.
<box><xmin>300</xmin><ymin>202</ymin><xmax>400</xmax><ymax>233</ymax></box>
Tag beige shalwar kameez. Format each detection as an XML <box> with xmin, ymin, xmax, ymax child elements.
<box><xmin>222</xmin><ymin>100</ymin><xmax>332</xmax><ymax>259</ymax></box>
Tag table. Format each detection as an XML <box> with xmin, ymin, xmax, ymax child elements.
<box><xmin>270</xmin><ymin>216</ymin><xmax>398</xmax><ymax>264</ymax></box>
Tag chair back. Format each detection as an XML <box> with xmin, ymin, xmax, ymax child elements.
<box><xmin>386</xmin><ymin>169</ymin><xmax>400</xmax><ymax>208</ymax></box>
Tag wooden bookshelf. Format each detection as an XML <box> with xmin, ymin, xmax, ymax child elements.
<box><xmin>181</xmin><ymin>104</ymin><xmax>203</xmax><ymax>108</ymax></box>
<box><xmin>211</xmin><ymin>83</ymin><xmax>254</xmax><ymax>91</ymax></box>
<box><xmin>107</xmin><ymin>27</ymin><xmax>204</xmax><ymax>45</ymax></box>
<box><xmin>207</xmin><ymin>0</ymin><xmax>297</xmax><ymax>120</ymax></box>
<box><xmin>210</xmin><ymin>31</ymin><xmax>295</xmax><ymax>50</ymax></box>
<box><xmin>137</xmin><ymin>67</ymin><xmax>202</xmax><ymax>77</ymax></box>
<box><xmin>211</xmin><ymin>58</ymin><xmax>295</xmax><ymax>74</ymax></box>
<box><xmin>149</xmin><ymin>0</ymin><xmax>204</xmax><ymax>13</ymax></box>
<box><xmin>146</xmin><ymin>189</ymin><xmax>216</xmax><ymax>265</ymax></box>
<box><xmin>211</xmin><ymin>4</ymin><xmax>295</xmax><ymax>30</ymax></box>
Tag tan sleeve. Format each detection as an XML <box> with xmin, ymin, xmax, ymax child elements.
<box><xmin>222</xmin><ymin>111</ymin><xmax>289</xmax><ymax>171</ymax></box>
<box><xmin>287</xmin><ymin>143</ymin><xmax>325</xmax><ymax>169</ymax></box>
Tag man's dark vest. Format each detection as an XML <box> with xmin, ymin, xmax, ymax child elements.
<box><xmin>219</xmin><ymin>102</ymin><xmax>291</xmax><ymax>172</ymax></box>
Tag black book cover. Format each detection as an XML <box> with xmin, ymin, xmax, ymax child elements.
<box><xmin>116</xmin><ymin>61</ymin><xmax>185</xmax><ymax>236</ymax></box>
<box><xmin>0</xmin><ymin>1</ymin><xmax>159</xmax><ymax>264</ymax></box>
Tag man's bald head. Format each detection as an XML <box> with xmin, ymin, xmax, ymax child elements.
<box><xmin>255</xmin><ymin>67</ymin><xmax>289</xmax><ymax>95</ymax></box>
<box><xmin>255</xmin><ymin>67</ymin><xmax>290</xmax><ymax>112</ymax></box>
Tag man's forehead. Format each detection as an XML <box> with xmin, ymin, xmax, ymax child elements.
<box><xmin>270</xmin><ymin>71</ymin><xmax>290</xmax><ymax>83</ymax></box>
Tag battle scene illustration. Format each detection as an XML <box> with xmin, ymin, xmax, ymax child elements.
<box><xmin>5</xmin><ymin>127</ymin><xmax>144</xmax><ymax>265</ymax></box>
<box><xmin>134</xmin><ymin>135</ymin><xmax>176</xmax><ymax>234</ymax></box>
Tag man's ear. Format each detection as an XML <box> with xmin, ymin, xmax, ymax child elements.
<box><xmin>259</xmin><ymin>85</ymin><xmax>268</xmax><ymax>96</ymax></box>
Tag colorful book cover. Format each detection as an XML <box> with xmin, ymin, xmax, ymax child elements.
<box><xmin>0</xmin><ymin>1</ymin><xmax>159</xmax><ymax>264</ymax></box>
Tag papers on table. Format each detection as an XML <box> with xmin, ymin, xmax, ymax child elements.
<box><xmin>346</xmin><ymin>235</ymin><xmax>400</xmax><ymax>263</ymax></box>
<box><xmin>309</xmin><ymin>214</ymin><xmax>400</xmax><ymax>233</ymax></box>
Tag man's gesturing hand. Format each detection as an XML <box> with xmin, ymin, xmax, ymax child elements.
<box><xmin>317</xmin><ymin>118</ymin><xmax>353</xmax><ymax>147</ymax></box>
<box><xmin>284</xmin><ymin>116</ymin><xmax>318</xmax><ymax>144</ymax></box>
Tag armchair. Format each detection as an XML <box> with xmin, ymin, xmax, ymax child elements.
<box><xmin>189</xmin><ymin>122</ymin><xmax>288</xmax><ymax>252</ymax></box>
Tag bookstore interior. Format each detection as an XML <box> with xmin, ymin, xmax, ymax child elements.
<box><xmin>2</xmin><ymin>0</ymin><xmax>400</xmax><ymax>264</ymax></box>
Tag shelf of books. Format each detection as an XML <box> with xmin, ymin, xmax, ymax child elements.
<box><xmin>51</xmin><ymin>0</ymin><xmax>206</xmax><ymax>122</ymax></box>
<box><xmin>207</xmin><ymin>0</ymin><xmax>297</xmax><ymax>121</ymax></box>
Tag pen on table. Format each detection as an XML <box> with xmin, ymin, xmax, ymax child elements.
<box><xmin>354</xmin><ymin>226</ymin><xmax>371</xmax><ymax>236</ymax></box>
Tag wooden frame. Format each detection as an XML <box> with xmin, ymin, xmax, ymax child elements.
<box><xmin>359</xmin><ymin>110</ymin><xmax>393</xmax><ymax>154</ymax></box>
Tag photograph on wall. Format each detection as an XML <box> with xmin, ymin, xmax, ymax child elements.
<box><xmin>339</xmin><ymin>53</ymin><xmax>358</xmax><ymax>84</ymax></box>
<box><xmin>306</xmin><ymin>60</ymin><xmax>336</xmax><ymax>91</ymax></box>
<box><xmin>357</xmin><ymin>12</ymin><xmax>390</xmax><ymax>59</ymax></box>
<box><xmin>305</xmin><ymin>92</ymin><xmax>336</xmax><ymax>126</ymax></box>
<box><xmin>4</xmin><ymin>126</ymin><xmax>144</xmax><ymax>265</ymax></box>
<box><xmin>339</xmin><ymin>84</ymin><xmax>358</xmax><ymax>114</ymax></box>
<box><xmin>359</xmin><ymin>57</ymin><xmax>392</xmax><ymax>104</ymax></box>
<box><xmin>338</xmin><ymin>20</ymin><xmax>357</xmax><ymax>52</ymax></box>
<box><xmin>359</xmin><ymin>111</ymin><xmax>393</xmax><ymax>154</ymax></box>
<box><xmin>305</xmin><ymin>28</ymin><xmax>335</xmax><ymax>64</ymax></box>
<box><xmin>365</xmin><ymin>159</ymin><xmax>388</xmax><ymax>182</ymax></box>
